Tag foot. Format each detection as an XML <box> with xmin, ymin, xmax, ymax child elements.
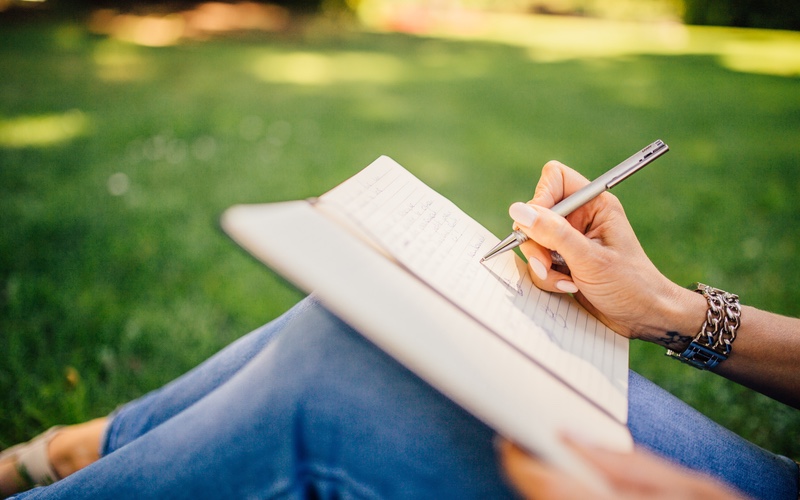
<box><xmin>0</xmin><ymin>418</ymin><xmax>106</xmax><ymax>498</ymax></box>
<box><xmin>48</xmin><ymin>418</ymin><xmax>107</xmax><ymax>478</ymax></box>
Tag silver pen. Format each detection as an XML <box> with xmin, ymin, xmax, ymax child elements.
<box><xmin>481</xmin><ymin>139</ymin><xmax>669</xmax><ymax>263</ymax></box>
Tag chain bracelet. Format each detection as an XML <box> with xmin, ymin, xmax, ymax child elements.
<box><xmin>666</xmin><ymin>283</ymin><xmax>742</xmax><ymax>370</ymax></box>
<box><xmin>698</xmin><ymin>284</ymin><xmax>741</xmax><ymax>355</ymax></box>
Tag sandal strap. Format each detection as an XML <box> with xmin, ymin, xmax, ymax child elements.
<box><xmin>1</xmin><ymin>426</ymin><xmax>62</xmax><ymax>487</ymax></box>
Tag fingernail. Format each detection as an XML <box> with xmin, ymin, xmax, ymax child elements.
<box><xmin>556</xmin><ymin>280</ymin><xmax>579</xmax><ymax>293</ymax></box>
<box><xmin>528</xmin><ymin>258</ymin><xmax>548</xmax><ymax>280</ymax></box>
<box><xmin>509</xmin><ymin>202</ymin><xmax>537</xmax><ymax>228</ymax></box>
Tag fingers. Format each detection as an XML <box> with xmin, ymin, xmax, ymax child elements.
<box><xmin>496</xmin><ymin>439</ymin><xmax>595</xmax><ymax>500</ymax></box>
<box><xmin>509</xmin><ymin>202</ymin><xmax>587</xmax><ymax>293</ymax></box>
<box><xmin>532</xmin><ymin>161</ymin><xmax>591</xmax><ymax>209</ymax></box>
<box><xmin>510</xmin><ymin>161</ymin><xmax>594</xmax><ymax>293</ymax></box>
<box><xmin>498</xmin><ymin>435</ymin><xmax>746</xmax><ymax>500</ymax></box>
<box><xmin>509</xmin><ymin>203</ymin><xmax>553</xmax><ymax>281</ymax></box>
<box><xmin>559</xmin><ymin>436</ymin><xmax>649</xmax><ymax>486</ymax></box>
<box><xmin>560</xmin><ymin>435</ymin><xmax>748</xmax><ymax>499</ymax></box>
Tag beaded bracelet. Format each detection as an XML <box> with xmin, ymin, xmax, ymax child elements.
<box><xmin>666</xmin><ymin>283</ymin><xmax>742</xmax><ymax>370</ymax></box>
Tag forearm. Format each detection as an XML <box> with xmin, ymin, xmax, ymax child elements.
<box><xmin>714</xmin><ymin>306</ymin><xmax>800</xmax><ymax>408</ymax></box>
<box><xmin>644</xmin><ymin>286</ymin><xmax>800</xmax><ymax>409</ymax></box>
<box><xmin>518</xmin><ymin>161</ymin><xmax>800</xmax><ymax>408</ymax></box>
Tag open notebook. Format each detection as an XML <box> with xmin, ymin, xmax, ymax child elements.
<box><xmin>221</xmin><ymin>156</ymin><xmax>632</xmax><ymax>489</ymax></box>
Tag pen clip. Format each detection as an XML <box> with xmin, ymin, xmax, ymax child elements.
<box><xmin>606</xmin><ymin>140</ymin><xmax>668</xmax><ymax>188</ymax></box>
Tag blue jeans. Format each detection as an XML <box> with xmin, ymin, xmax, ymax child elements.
<box><xmin>13</xmin><ymin>297</ymin><xmax>799</xmax><ymax>499</ymax></box>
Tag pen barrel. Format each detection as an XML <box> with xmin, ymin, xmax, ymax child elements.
<box><xmin>550</xmin><ymin>139</ymin><xmax>667</xmax><ymax>217</ymax></box>
<box><xmin>550</xmin><ymin>182</ymin><xmax>607</xmax><ymax>216</ymax></box>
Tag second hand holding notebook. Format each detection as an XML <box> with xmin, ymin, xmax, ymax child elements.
<box><xmin>222</xmin><ymin>156</ymin><xmax>637</xmax><ymax>493</ymax></box>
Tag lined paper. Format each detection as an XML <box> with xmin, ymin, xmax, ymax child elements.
<box><xmin>319</xmin><ymin>156</ymin><xmax>628</xmax><ymax>422</ymax></box>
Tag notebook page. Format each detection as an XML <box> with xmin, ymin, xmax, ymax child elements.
<box><xmin>319</xmin><ymin>156</ymin><xmax>628</xmax><ymax>422</ymax></box>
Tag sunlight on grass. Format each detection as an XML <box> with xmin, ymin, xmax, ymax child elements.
<box><xmin>719</xmin><ymin>37</ymin><xmax>800</xmax><ymax>76</ymax></box>
<box><xmin>93</xmin><ymin>39</ymin><xmax>152</xmax><ymax>82</ymax></box>
<box><xmin>364</xmin><ymin>11</ymin><xmax>800</xmax><ymax>77</ymax></box>
<box><xmin>0</xmin><ymin>110</ymin><xmax>90</xmax><ymax>148</ymax></box>
<box><xmin>251</xmin><ymin>50</ymin><xmax>408</xmax><ymax>85</ymax></box>
<box><xmin>86</xmin><ymin>3</ymin><xmax>290</xmax><ymax>46</ymax></box>
<box><xmin>107</xmin><ymin>14</ymin><xmax>185</xmax><ymax>47</ymax></box>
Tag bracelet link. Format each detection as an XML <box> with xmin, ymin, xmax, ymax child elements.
<box><xmin>666</xmin><ymin>283</ymin><xmax>741</xmax><ymax>370</ymax></box>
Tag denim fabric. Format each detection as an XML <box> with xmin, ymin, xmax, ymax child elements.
<box><xmin>628</xmin><ymin>371</ymin><xmax>799</xmax><ymax>500</ymax></box>
<box><xmin>13</xmin><ymin>297</ymin><xmax>798</xmax><ymax>499</ymax></box>
<box><xmin>102</xmin><ymin>297</ymin><xmax>316</xmax><ymax>456</ymax></box>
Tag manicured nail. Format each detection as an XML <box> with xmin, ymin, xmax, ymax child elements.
<box><xmin>509</xmin><ymin>202</ymin><xmax>537</xmax><ymax>228</ymax></box>
<box><xmin>528</xmin><ymin>258</ymin><xmax>548</xmax><ymax>281</ymax></box>
<box><xmin>556</xmin><ymin>280</ymin><xmax>579</xmax><ymax>293</ymax></box>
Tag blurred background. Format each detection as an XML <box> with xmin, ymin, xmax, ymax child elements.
<box><xmin>1</xmin><ymin>0</ymin><xmax>799</xmax><ymax>462</ymax></box>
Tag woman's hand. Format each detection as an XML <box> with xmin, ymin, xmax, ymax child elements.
<box><xmin>496</xmin><ymin>437</ymin><xmax>747</xmax><ymax>500</ymax></box>
<box><xmin>508</xmin><ymin>161</ymin><xmax>705</xmax><ymax>346</ymax></box>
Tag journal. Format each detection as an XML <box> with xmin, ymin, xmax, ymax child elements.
<box><xmin>221</xmin><ymin>155</ymin><xmax>632</xmax><ymax>488</ymax></box>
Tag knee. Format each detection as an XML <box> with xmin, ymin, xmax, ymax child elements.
<box><xmin>222</xmin><ymin>302</ymin><xmax>509</xmax><ymax>497</ymax></box>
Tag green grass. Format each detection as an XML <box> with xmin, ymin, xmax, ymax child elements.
<box><xmin>1</xmin><ymin>15</ymin><xmax>799</xmax><ymax>461</ymax></box>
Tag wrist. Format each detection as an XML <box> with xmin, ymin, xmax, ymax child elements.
<box><xmin>639</xmin><ymin>281</ymin><xmax>707</xmax><ymax>350</ymax></box>
<box><xmin>666</xmin><ymin>284</ymin><xmax>743</xmax><ymax>370</ymax></box>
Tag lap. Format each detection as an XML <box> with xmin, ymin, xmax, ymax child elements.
<box><xmin>629</xmin><ymin>371</ymin><xmax>798</xmax><ymax>499</ymax></box>
<box><xmin>17</xmin><ymin>299</ymin><xmax>796</xmax><ymax>499</ymax></box>
<box><xmin>19</xmin><ymin>299</ymin><xmax>513</xmax><ymax>498</ymax></box>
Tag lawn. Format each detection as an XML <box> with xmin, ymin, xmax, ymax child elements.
<box><xmin>1</xmin><ymin>11</ymin><xmax>799</xmax><ymax>461</ymax></box>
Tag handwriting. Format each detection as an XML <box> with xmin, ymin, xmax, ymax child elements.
<box><xmin>543</xmin><ymin>304</ymin><xmax>568</xmax><ymax>329</ymax></box>
<box><xmin>501</xmin><ymin>277</ymin><xmax>524</xmax><ymax>296</ymax></box>
<box><xmin>467</xmin><ymin>235</ymin><xmax>485</xmax><ymax>257</ymax></box>
<box><xmin>318</xmin><ymin>157</ymin><xmax>627</xmax><ymax>418</ymax></box>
